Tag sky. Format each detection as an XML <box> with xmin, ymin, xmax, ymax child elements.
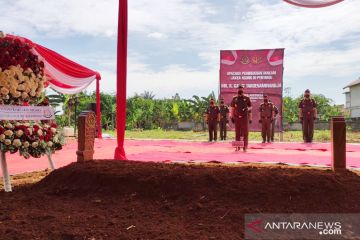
<box><xmin>1</xmin><ymin>0</ymin><xmax>359</xmax><ymax>104</ymax></box>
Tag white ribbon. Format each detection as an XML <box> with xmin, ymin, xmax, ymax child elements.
<box><xmin>0</xmin><ymin>105</ymin><xmax>55</xmax><ymax>120</ymax></box>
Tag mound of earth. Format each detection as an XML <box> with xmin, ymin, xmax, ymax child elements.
<box><xmin>1</xmin><ymin>161</ymin><xmax>360</xmax><ymax>239</ymax></box>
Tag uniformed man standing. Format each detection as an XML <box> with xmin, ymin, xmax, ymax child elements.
<box><xmin>219</xmin><ymin>98</ymin><xmax>229</xmax><ymax>141</ymax></box>
<box><xmin>299</xmin><ymin>89</ymin><xmax>317</xmax><ymax>143</ymax></box>
<box><xmin>259</xmin><ymin>95</ymin><xmax>274</xmax><ymax>143</ymax></box>
<box><xmin>271</xmin><ymin>103</ymin><xmax>279</xmax><ymax>142</ymax></box>
<box><xmin>231</xmin><ymin>86</ymin><xmax>252</xmax><ymax>152</ymax></box>
<box><xmin>206</xmin><ymin>98</ymin><xmax>220</xmax><ymax>142</ymax></box>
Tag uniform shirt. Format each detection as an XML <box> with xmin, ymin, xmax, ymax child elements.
<box><xmin>231</xmin><ymin>95</ymin><xmax>252</xmax><ymax>117</ymax></box>
<box><xmin>299</xmin><ymin>98</ymin><xmax>317</xmax><ymax>116</ymax></box>
<box><xmin>219</xmin><ymin>105</ymin><xmax>229</xmax><ymax>120</ymax></box>
<box><xmin>207</xmin><ymin>106</ymin><xmax>220</xmax><ymax>120</ymax></box>
<box><xmin>273</xmin><ymin>105</ymin><xmax>279</xmax><ymax>116</ymax></box>
<box><xmin>259</xmin><ymin>102</ymin><xmax>274</xmax><ymax>118</ymax></box>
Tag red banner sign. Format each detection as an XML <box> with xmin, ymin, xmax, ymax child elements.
<box><xmin>219</xmin><ymin>49</ymin><xmax>284</xmax><ymax>131</ymax></box>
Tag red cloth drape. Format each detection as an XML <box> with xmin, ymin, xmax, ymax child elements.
<box><xmin>114</xmin><ymin>0</ymin><xmax>127</xmax><ymax>160</ymax></box>
<box><xmin>34</xmin><ymin>44</ymin><xmax>101</xmax><ymax>80</ymax></box>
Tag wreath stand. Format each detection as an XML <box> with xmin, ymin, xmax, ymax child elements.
<box><xmin>1</xmin><ymin>149</ymin><xmax>56</xmax><ymax>192</ymax></box>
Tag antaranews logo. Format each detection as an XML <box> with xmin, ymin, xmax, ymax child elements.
<box><xmin>244</xmin><ymin>214</ymin><xmax>356</xmax><ymax>240</ymax></box>
<box><xmin>264</xmin><ymin>221</ymin><xmax>342</xmax><ymax>236</ymax></box>
<box><xmin>247</xmin><ymin>219</ymin><xmax>263</xmax><ymax>233</ymax></box>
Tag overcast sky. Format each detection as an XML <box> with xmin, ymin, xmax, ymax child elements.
<box><xmin>1</xmin><ymin>0</ymin><xmax>359</xmax><ymax>104</ymax></box>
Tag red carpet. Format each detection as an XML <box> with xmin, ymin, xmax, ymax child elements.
<box><xmin>2</xmin><ymin>139</ymin><xmax>360</xmax><ymax>175</ymax></box>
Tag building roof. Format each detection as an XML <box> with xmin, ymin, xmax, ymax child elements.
<box><xmin>344</xmin><ymin>77</ymin><xmax>360</xmax><ymax>89</ymax></box>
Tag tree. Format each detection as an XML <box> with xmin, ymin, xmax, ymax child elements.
<box><xmin>187</xmin><ymin>92</ymin><xmax>217</xmax><ymax>129</ymax></box>
<box><xmin>140</xmin><ymin>91</ymin><xmax>155</xmax><ymax>99</ymax></box>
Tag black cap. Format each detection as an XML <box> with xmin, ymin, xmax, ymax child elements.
<box><xmin>238</xmin><ymin>85</ymin><xmax>244</xmax><ymax>89</ymax></box>
<box><xmin>263</xmin><ymin>95</ymin><xmax>268</xmax><ymax>98</ymax></box>
<box><xmin>305</xmin><ymin>89</ymin><xmax>310</xmax><ymax>93</ymax></box>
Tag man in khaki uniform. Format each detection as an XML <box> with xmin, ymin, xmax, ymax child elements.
<box><xmin>298</xmin><ymin>89</ymin><xmax>317</xmax><ymax>143</ymax></box>
<box><xmin>231</xmin><ymin>86</ymin><xmax>252</xmax><ymax>152</ymax></box>
<box><xmin>206</xmin><ymin>98</ymin><xmax>220</xmax><ymax>142</ymax></box>
<box><xmin>259</xmin><ymin>95</ymin><xmax>274</xmax><ymax>143</ymax></box>
<box><xmin>219</xmin><ymin>98</ymin><xmax>229</xmax><ymax>141</ymax></box>
<box><xmin>271</xmin><ymin>104</ymin><xmax>279</xmax><ymax>142</ymax></box>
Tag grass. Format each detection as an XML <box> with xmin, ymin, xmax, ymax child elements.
<box><xmin>102</xmin><ymin>129</ymin><xmax>360</xmax><ymax>143</ymax></box>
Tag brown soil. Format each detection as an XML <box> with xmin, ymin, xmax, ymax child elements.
<box><xmin>1</xmin><ymin>161</ymin><xmax>360</xmax><ymax>240</ymax></box>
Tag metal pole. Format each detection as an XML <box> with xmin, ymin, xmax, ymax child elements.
<box><xmin>0</xmin><ymin>151</ymin><xmax>12</xmax><ymax>192</ymax></box>
<box><xmin>47</xmin><ymin>151</ymin><xmax>56</xmax><ymax>171</ymax></box>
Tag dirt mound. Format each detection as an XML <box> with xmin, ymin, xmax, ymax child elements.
<box><xmin>33</xmin><ymin>161</ymin><xmax>360</xmax><ymax>212</ymax></box>
<box><xmin>1</xmin><ymin>161</ymin><xmax>360</xmax><ymax>239</ymax></box>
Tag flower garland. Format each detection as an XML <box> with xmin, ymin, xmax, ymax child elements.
<box><xmin>0</xmin><ymin>120</ymin><xmax>64</xmax><ymax>158</ymax></box>
<box><xmin>0</xmin><ymin>32</ymin><xmax>64</xmax><ymax>158</ymax></box>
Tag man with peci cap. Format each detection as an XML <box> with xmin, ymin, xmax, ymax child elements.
<box><xmin>230</xmin><ymin>85</ymin><xmax>252</xmax><ymax>151</ymax></box>
<box><xmin>259</xmin><ymin>95</ymin><xmax>274</xmax><ymax>143</ymax></box>
<box><xmin>206</xmin><ymin>98</ymin><xmax>220</xmax><ymax>142</ymax></box>
<box><xmin>219</xmin><ymin>98</ymin><xmax>230</xmax><ymax>140</ymax></box>
<box><xmin>298</xmin><ymin>89</ymin><xmax>317</xmax><ymax>143</ymax></box>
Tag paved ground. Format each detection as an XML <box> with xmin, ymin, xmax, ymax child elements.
<box><xmin>2</xmin><ymin>138</ymin><xmax>360</xmax><ymax>175</ymax></box>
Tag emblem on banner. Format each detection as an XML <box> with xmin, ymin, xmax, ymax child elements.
<box><xmin>251</xmin><ymin>56</ymin><xmax>263</xmax><ymax>65</ymax></box>
<box><xmin>240</xmin><ymin>56</ymin><xmax>250</xmax><ymax>64</ymax></box>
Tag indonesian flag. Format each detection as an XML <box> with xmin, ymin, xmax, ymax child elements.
<box><xmin>283</xmin><ymin>0</ymin><xmax>344</xmax><ymax>8</ymax></box>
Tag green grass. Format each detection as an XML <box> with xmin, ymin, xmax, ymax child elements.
<box><xmin>102</xmin><ymin>129</ymin><xmax>360</xmax><ymax>143</ymax></box>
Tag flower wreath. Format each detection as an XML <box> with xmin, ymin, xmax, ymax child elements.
<box><xmin>0</xmin><ymin>32</ymin><xmax>64</xmax><ymax>158</ymax></box>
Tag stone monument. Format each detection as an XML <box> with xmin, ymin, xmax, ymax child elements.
<box><xmin>77</xmin><ymin>111</ymin><xmax>96</xmax><ymax>162</ymax></box>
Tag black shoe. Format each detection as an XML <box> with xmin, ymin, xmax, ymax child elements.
<box><xmin>243</xmin><ymin>147</ymin><xmax>247</xmax><ymax>152</ymax></box>
<box><xmin>271</xmin><ymin>138</ymin><xmax>274</xmax><ymax>142</ymax></box>
<box><xmin>262</xmin><ymin>140</ymin><xmax>266</xmax><ymax>143</ymax></box>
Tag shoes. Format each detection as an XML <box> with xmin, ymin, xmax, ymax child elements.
<box><xmin>243</xmin><ymin>147</ymin><xmax>247</xmax><ymax>152</ymax></box>
<box><xmin>262</xmin><ymin>140</ymin><xmax>266</xmax><ymax>143</ymax></box>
